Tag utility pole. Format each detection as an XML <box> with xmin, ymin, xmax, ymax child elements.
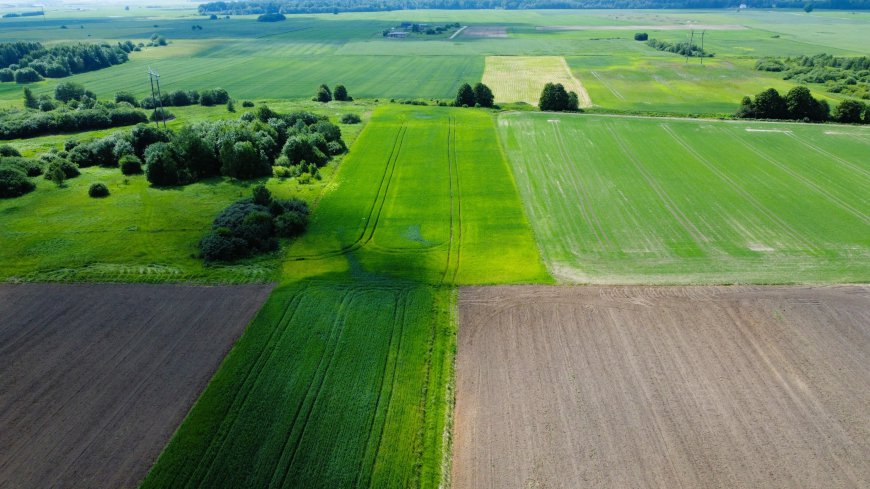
<box><xmin>147</xmin><ymin>66</ymin><xmax>167</xmax><ymax>129</ymax></box>
<box><xmin>700</xmin><ymin>30</ymin><xmax>706</xmax><ymax>65</ymax></box>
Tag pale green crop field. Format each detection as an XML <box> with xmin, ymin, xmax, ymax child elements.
<box><xmin>499</xmin><ymin>112</ymin><xmax>870</xmax><ymax>284</ymax></box>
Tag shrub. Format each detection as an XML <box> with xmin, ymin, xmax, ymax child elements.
<box><xmin>131</xmin><ymin>124</ymin><xmax>170</xmax><ymax>157</ymax></box>
<box><xmin>0</xmin><ymin>167</ymin><xmax>35</xmax><ymax>198</ymax></box>
<box><xmin>150</xmin><ymin>107</ymin><xmax>174</xmax><ymax>122</ymax></box>
<box><xmin>333</xmin><ymin>84</ymin><xmax>351</xmax><ymax>101</ymax></box>
<box><xmin>1</xmin><ymin>156</ymin><xmax>42</xmax><ymax>177</ymax></box>
<box><xmin>145</xmin><ymin>142</ymin><xmax>181</xmax><ymax>186</ymax></box>
<box><xmin>242</xmin><ymin>100</ymin><xmax>254</xmax><ymax>107</ymax></box>
<box><xmin>88</xmin><ymin>182</ymin><xmax>110</xmax><ymax>198</ymax></box>
<box><xmin>252</xmin><ymin>184</ymin><xmax>271</xmax><ymax>206</ymax></box>
<box><xmin>315</xmin><ymin>84</ymin><xmax>332</xmax><ymax>103</ymax></box>
<box><xmin>0</xmin><ymin>68</ymin><xmax>13</xmax><ymax>82</ymax></box>
<box><xmin>119</xmin><ymin>154</ymin><xmax>144</xmax><ymax>175</ymax></box>
<box><xmin>199</xmin><ymin>228</ymin><xmax>248</xmax><ymax>261</ymax></box>
<box><xmin>44</xmin><ymin>157</ymin><xmax>80</xmax><ymax>179</ymax></box>
<box><xmin>634</xmin><ymin>32</ymin><xmax>648</xmax><ymax>41</ymax></box>
<box><xmin>340</xmin><ymin>113</ymin><xmax>361</xmax><ymax>124</ymax></box>
<box><xmin>54</xmin><ymin>82</ymin><xmax>87</xmax><ymax>103</ymax></box>
<box><xmin>14</xmin><ymin>67</ymin><xmax>43</xmax><ymax>83</ymax></box>
<box><xmin>115</xmin><ymin>91</ymin><xmax>139</xmax><ymax>106</ymax></box>
<box><xmin>0</xmin><ymin>145</ymin><xmax>21</xmax><ymax>157</ymax></box>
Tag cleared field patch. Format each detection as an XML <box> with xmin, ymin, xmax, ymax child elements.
<box><xmin>499</xmin><ymin>112</ymin><xmax>870</xmax><ymax>284</ymax></box>
<box><xmin>454</xmin><ymin>285</ymin><xmax>870</xmax><ymax>489</ymax></box>
<box><xmin>141</xmin><ymin>281</ymin><xmax>455</xmax><ymax>489</ymax></box>
<box><xmin>482</xmin><ymin>56</ymin><xmax>591</xmax><ymax>107</ymax></box>
<box><xmin>284</xmin><ymin>105</ymin><xmax>549</xmax><ymax>285</ymax></box>
<box><xmin>0</xmin><ymin>283</ymin><xmax>272</xmax><ymax>489</ymax></box>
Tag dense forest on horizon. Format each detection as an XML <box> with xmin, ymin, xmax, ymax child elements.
<box><xmin>199</xmin><ymin>0</ymin><xmax>870</xmax><ymax>14</ymax></box>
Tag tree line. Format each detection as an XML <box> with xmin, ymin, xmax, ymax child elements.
<box><xmin>646</xmin><ymin>38</ymin><xmax>713</xmax><ymax>58</ymax></box>
<box><xmin>198</xmin><ymin>0</ymin><xmax>870</xmax><ymax>15</ymax></box>
<box><xmin>0</xmin><ymin>41</ymin><xmax>135</xmax><ymax>82</ymax></box>
<box><xmin>736</xmin><ymin>86</ymin><xmax>870</xmax><ymax>123</ymax></box>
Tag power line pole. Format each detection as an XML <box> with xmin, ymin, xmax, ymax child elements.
<box><xmin>147</xmin><ymin>66</ymin><xmax>167</xmax><ymax>129</ymax></box>
<box><xmin>700</xmin><ymin>30</ymin><xmax>706</xmax><ymax>65</ymax></box>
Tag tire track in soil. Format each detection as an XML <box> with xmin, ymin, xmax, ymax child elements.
<box><xmin>661</xmin><ymin>125</ymin><xmax>821</xmax><ymax>254</ymax></box>
<box><xmin>287</xmin><ymin>124</ymin><xmax>408</xmax><ymax>261</ymax></box>
<box><xmin>181</xmin><ymin>289</ymin><xmax>307</xmax><ymax>489</ymax></box>
<box><xmin>552</xmin><ymin>121</ymin><xmax>613</xmax><ymax>253</ymax></box>
<box><xmin>730</xmin><ymin>130</ymin><xmax>870</xmax><ymax>226</ymax></box>
<box><xmin>270</xmin><ymin>289</ymin><xmax>357</xmax><ymax>489</ymax></box>
<box><xmin>606</xmin><ymin>124</ymin><xmax>708</xmax><ymax>246</ymax></box>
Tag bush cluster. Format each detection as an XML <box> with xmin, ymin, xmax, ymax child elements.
<box><xmin>0</xmin><ymin>167</ymin><xmax>35</xmax><ymax>198</ymax></box>
<box><xmin>88</xmin><ymin>182</ymin><xmax>109</xmax><ymax>198</ymax></box>
<box><xmin>199</xmin><ymin>185</ymin><xmax>309</xmax><ymax>262</ymax></box>
<box><xmin>340</xmin><ymin>113</ymin><xmax>361</xmax><ymax>124</ymax></box>
<box><xmin>0</xmin><ymin>104</ymin><xmax>147</xmax><ymax>139</ymax></box>
<box><xmin>313</xmin><ymin>84</ymin><xmax>352</xmax><ymax>103</ymax></box>
<box><xmin>736</xmin><ymin>86</ymin><xmax>831</xmax><ymax>122</ymax></box>
<box><xmin>453</xmin><ymin>82</ymin><xmax>494</xmax><ymax>108</ymax></box>
<box><xmin>140</xmin><ymin>87</ymin><xmax>230</xmax><ymax>109</ymax></box>
<box><xmin>646</xmin><ymin>38</ymin><xmax>713</xmax><ymax>58</ymax></box>
<box><xmin>539</xmin><ymin>83</ymin><xmax>580</xmax><ymax>112</ymax></box>
<box><xmin>756</xmin><ymin>54</ymin><xmax>870</xmax><ymax>100</ymax></box>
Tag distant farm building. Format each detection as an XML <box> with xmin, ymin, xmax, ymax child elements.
<box><xmin>387</xmin><ymin>31</ymin><xmax>408</xmax><ymax>38</ymax></box>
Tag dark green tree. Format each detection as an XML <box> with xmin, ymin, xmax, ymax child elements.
<box><xmin>752</xmin><ymin>88</ymin><xmax>787</xmax><ymax>119</ymax></box>
<box><xmin>23</xmin><ymin>87</ymin><xmax>38</xmax><ymax>109</ymax></box>
<box><xmin>54</xmin><ymin>82</ymin><xmax>86</xmax><ymax>103</ymax></box>
<box><xmin>333</xmin><ymin>84</ymin><xmax>350</xmax><ymax>101</ymax></box>
<box><xmin>834</xmin><ymin>100</ymin><xmax>862</xmax><ymax>123</ymax></box>
<box><xmin>804</xmin><ymin>3</ymin><xmax>814</xmax><ymax>13</ymax></box>
<box><xmin>567</xmin><ymin>91</ymin><xmax>580</xmax><ymax>112</ymax></box>
<box><xmin>539</xmin><ymin>83</ymin><xmax>572</xmax><ymax>112</ymax></box>
<box><xmin>473</xmin><ymin>83</ymin><xmax>494</xmax><ymax>108</ymax></box>
<box><xmin>145</xmin><ymin>142</ymin><xmax>180</xmax><ymax>186</ymax></box>
<box><xmin>315</xmin><ymin>84</ymin><xmax>332</xmax><ymax>102</ymax></box>
<box><xmin>455</xmin><ymin>83</ymin><xmax>475</xmax><ymax>107</ymax></box>
<box><xmin>785</xmin><ymin>86</ymin><xmax>817</xmax><ymax>120</ymax></box>
<box><xmin>252</xmin><ymin>184</ymin><xmax>271</xmax><ymax>206</ymax></box>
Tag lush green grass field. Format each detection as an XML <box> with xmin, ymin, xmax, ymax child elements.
<box><xmin>500</xmin><ymin>112</ymin><xmax>870</xmax><ymax>284</ymax></box>
<box><xmin>0</xmin><ymin>102</ymin><xmax>369</xmax><ymax>283</ymax></box>
<box><xmin>141</xmin><ymin>279</ymin><xmax>456</xmax><ymax>489</ymax></box>
<box><xmin>282</xmin><ymin>105</ymin><xmax>550</xmax><ymax>285</ymax></box>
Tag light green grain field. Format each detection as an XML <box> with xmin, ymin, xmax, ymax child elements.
<box><xmin>499</xmin><ymin>112</ymin><xmax>870</xmax><ymax>284</ymax></box>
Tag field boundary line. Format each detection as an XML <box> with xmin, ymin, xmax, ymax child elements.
<box><xmin>448</xmin><ymin>26</ymin><xmax>468</xmax><ymax>39</ymax></box>
<box><xmin>184</xmin><ymin>289</ymin><xmax>306</xmax><ymax>489</ymax></box>
<box><xmin>441</xmin><ymin>117</ymin><xmax>463</xmax><ymax>286</ymax></box>
<box><xmin>560</xmin><ymin>58</ymin><xmax>592</xmax><ymax>108</ymax></box>
<box><xmin>552</xmin><ymin>122</ymin><xmax>614</xmax><ymax>253</ymax></box>
<box><xmin>451</xmin><ymin>117</ymin><xmax>463</xmax><ymax>286</ymax></box>
<box><xmin>607</xmin><ymin>124</ymin><xmax>708</xmax><ymax>246</ymax></box>
<box><xmin>271</xmin><ymin>289</ymin><xmax>357</xmax><ymax>488</ymax></box>
<box><xmin>729</xmin><ymin>131</ymin><xmax>870</xmax><ymax>226</ymax></box>
<box><xmin>661</xmin><ymin>125</ymin><xmax>821</xmax><ymax>253</ymax></box>
<box><xmin>362</xmin><ymin>126</ymin><xmax>407</xmax><ymax>248</ymax></box>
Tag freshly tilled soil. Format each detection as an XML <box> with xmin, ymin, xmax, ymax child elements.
<box><xmin>0</xmin><ymin>283</ymin><xmax>272</xmax><ymax>489</ymax></box>
<box><xmin>453</xmin><ymin>285</ymin><xmax>869</xmax><ymax>489</ymax></box>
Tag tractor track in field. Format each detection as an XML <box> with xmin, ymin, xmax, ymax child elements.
<box><xmin>187</xmin><ymin>289</ymin><xmax>308</xmax><ymax>488</ymax></box>
<box><xmin>661</xmin><ymin>125</ymin><xmax>821</xmax><ymax>254</ymax></box>
<box><xmin>551</xmin><ymin>122</ymin><xmax>613</xmax><ymax>253</ymax></box>
<box><xmin>607</xmin><ymin>124</ymin><xmax>708</xmax><ymax>246</ymax></box>
<box><xmin>286</xmin><ymin>124</ymin><xmax>407</xmax><ymax>261</ymax></box>
<box><xmin>728</xmin><ymin>130</ymin><xmax>870</xmax><ymax>226</ymax></box>
<box><xmin>272</xmin><ymin>290</ymin><xmax>357</xmax><ymax>488</ymax></box>
<box><xmin>356</xmin><ymin>291</ymin><xmax>409</xmax><ymax>488</ymax></box>
<box><xmin>787</xmin><ymin>132</ymin><xmax>870</xmax><ymax>180</ymax></box>
<box><xmin>441</xmin><ymin>117</ymin><xmax>463</xmax><ymax>286</ymax></box>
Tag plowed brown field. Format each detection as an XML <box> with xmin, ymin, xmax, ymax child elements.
<box><xmin>0</xmin><ymin>283</ymin><xmax>272</xmax><ymax>489</ymax></box>
<box><xmin>454</xmin><ymin>286</ymin><xmax>869</xmax><ymax>489</ymax></box>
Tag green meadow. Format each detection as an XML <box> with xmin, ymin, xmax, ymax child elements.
<box><xmin>499</xmin><ymin>112</ymin><xmax>870</xmax><ymax>284</ymax></box>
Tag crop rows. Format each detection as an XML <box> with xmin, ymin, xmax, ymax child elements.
<box><xmin>141</xmin><ymin>282</ymin><xmax>455</xmax><ymax>489</ymax></box>
<box><xmin>500</xmin><ymin>112</ymin><xmax>870</xmax><ymax>284</ymax></box>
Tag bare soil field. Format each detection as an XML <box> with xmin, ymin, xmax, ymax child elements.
<box><xmin>0</xmin><ymin>283</ymin><xmax>272</xmax><ymax>489</ymax></box>
<box><xmin>463</xmin><ymin>25</ymin><xmax>508</xmax><ymax>38</ymax></box>
<box><xmin>454</xmin><ymin>285</ymin><xmax>869</xmax><ymax>489</ymax></box>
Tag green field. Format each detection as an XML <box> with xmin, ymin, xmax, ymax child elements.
<box><xmin>141</xmin><ymin>280</ymin><xmax>455</xmax><ymax>489</ymax></box>
<box><xmin>282</xmin><ymin>105</ymin><xmax>550</xmax><ymax>285</ymax></box>
<box><xmin>2</xmin><ymin>8</ymin><xmax>868</xmax><ymax>113</ymax></box>
<box><xmin>0</xmin><ymin>101</ymin><xmax>369</xmax><ymax>283</ymax></box>
<box><xmin>500</xmin><ymin>112</ymin><xmax>870</xmax><ymax>284</ymax></box>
